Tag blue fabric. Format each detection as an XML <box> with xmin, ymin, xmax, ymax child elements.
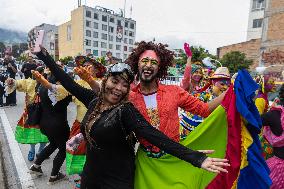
<box><xmin>234</xmin><ymin>70</ymin><xmax>262</xmax><ymax>133</ymax></box>
<box><xmin>234</xmin><ymin>70</ymin><xmax>272</xmax><ymax>188</ymax></box>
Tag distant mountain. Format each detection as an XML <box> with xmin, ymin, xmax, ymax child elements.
<box><xmin>0</xmin><ymin>28</ymin><xmax>27</xmax><ymax>44</ymax></box>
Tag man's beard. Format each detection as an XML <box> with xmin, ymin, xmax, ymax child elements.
<box><xmin>139</xmin><ymin>70</ymin><xmax>158</xmax><ymax>83</ymax></box>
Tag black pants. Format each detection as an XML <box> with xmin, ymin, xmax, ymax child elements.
<box><xmin>6</xmin><ymin>90</ymin><xmax>16</xmax><ymax>105</ymax></box>
<box><xmin>35</xmin><ymin>132</ymin><xmax>69</xmax><ymax>176</ymax></box>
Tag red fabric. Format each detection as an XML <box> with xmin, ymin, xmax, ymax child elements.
<box><xmin>17</xmin><ymin>110</ymin><xmax>40</xmax><ymax>129</ymax></box>
<box><xmin>129</xmin><ymin>83</ymin><xmax>210</xmax><ymax>147</ymax></box>
<box><xmin>67</xmin><ymin>120</ymin><xmax>86</xmax><ymax>155</ymax></box>
<box><xmin>206</xmin><ymin>86</ymin><xmax>242</xmax><ymax>189</ymax></box>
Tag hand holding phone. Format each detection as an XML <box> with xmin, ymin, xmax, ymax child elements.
<box><xmin>33</xmin><ymin>30</ymin><xmax>45</xmax><ymax>53</ymax></box>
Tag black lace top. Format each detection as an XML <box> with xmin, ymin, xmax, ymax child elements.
<box><xmin>37</xmin><ymin>52</ymin><xmax>207</xmax><ymax>189</ymax></box>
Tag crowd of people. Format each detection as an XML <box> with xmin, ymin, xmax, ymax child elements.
<box><xmin>3</xmin><ymin>41</ymin><xmax>284</xmax><ymax>189</ymax></box>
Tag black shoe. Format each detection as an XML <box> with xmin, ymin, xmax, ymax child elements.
<box><xmin>9</xmin><ymin>103</ymin><xmax>17</xmax><ymax>106</ymax></box>
<box><xmin>29</xmin><ymin>164</ymin><xmax>43</xmax><ymax>176</ymax></box>
<box><xmin>47</xmin><ymin>172</ymin><xmax>67</xmax><ymax>185</ymax></box>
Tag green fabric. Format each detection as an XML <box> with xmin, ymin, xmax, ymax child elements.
<box><xmin>66</xmin><ymin>152</ymin><xmax>86</xmax><ymax>175</ymax></box>
<box><xmin>15</xmin><ymin>125</ymin><xmax>49</xmax><ymax>144</ymax></box>
<box><xmin>134</xmin><ymin>106</ymin><xmax>228</xmax><ymax>189</ymax></box>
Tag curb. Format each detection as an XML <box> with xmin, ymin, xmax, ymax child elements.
<box><xmin>0</xmin><ymin>139</ymin><xmax>8</xmax><ymax>189</ymax></box>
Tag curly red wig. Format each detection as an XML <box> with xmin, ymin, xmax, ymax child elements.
<box><xmin>125</xmin><ymin>41</ymin><xmax>175</xmax><ymax>80</ymax></box>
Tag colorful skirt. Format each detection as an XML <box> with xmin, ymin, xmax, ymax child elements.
<box><xmin>66</xmin><ymin>120</ymin><xmax>86</xmax><ymax>175</ymax></box>
<box><xmin>267</xmin><ymin>156</ymin><xmax>284</xmax><ymax>189</ymax></box>
<box><xmin>260</xmin><ymin>135</ymin><xmax>274</xmax><ymax>160</ymax></box>
<box><xmin>15</xmin><ymin>111</ymin><xmax>48</xmax><ymax>144</ymax></box>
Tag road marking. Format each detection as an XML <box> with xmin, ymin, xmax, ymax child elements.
<box><xmin>0</xmin><ymin>109</ymin><xmax>37</xmax><ymax>189</ymax></box>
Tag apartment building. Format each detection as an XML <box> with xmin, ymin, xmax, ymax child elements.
<box><xmin>58</xmin><ymin>5</ymin><xmax>136</xmax><ymax>61</ymax></box>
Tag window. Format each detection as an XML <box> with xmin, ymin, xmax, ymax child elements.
<box><xmin>85</xmin><ymin>39</ymin><xmax>91</xmax><ymax>46</ymax></box>
<box><xmin>109</xmin><ymin>44</ymin><xmax>113</xmax><ymax>49</ymax></box>
<box><xmin>101</xmin><ymin>51</ymin><xmax>107</xmax><ymax>56</ymax></box>
<box><xmin>130</xmin><ymin>23</ymin><xmax>135</xmax><ymax>29</ymax></box>
<box><xmin>93</xmin><ymin>31</ymin><xmax>98</xmax><ymax>38</ymax></box>
<box><xmin>101</xmin><ymin>33</ymin><xmax>107</xmax><ymax>40</ymax></box>
<box><xmin>110</xmin><ymin>17</ymin><xmax>114</xmax><ymax>23</ymax></box>
<box><xmin>129</xmin><ymin>31</ymin><xmax>134</xmax><ymax>37</ymax></box>
<box><xmin>109</xmin><ymin>35</ymin><xmax>113</xmax><ymax>41</ymax></box>
<box><xmin>101</xmin><ymin>42</ymin><xmax>107</xmax><ymax>48</ymax></box>
<box><xmin>86</xmin><ymin>20</ymin><xmax>91</xmax><ymax>27</ymax></box>
<box><xmin>125</xmin><ymin>21</ymin><xmax>128</xmax><ymax>27</ymax></box>
<box><xmin>252</xmin><ymin>0</ymin><xmax>265</xmax><ymax>11</ymax></box>
<box><xmin>93</xmin><ymin>50</ymin><xmax>98</xmax><ymax>56</ymax></box>
<box><xmin>50</xmin><ymin>42</ymin><xmax>54</xmax><ymax>50</ymax></box>
<box><xmin>109</xmin><ymin>26</ymin><xmax>114</xmax><ymax>33</ymax></box>
<box><xmin>124</xmin><ymin>46</ymin><xmax>127</xmax><ymax>51</ymax></box>
<box><xmin>129</xmin><ymin>39</ymin><xmax>134</xmax><ymax>45</ymax></box>
<box><xmin>94</xmin><ymin>22</ymin><xmax>98</xmax><ymax>29</ymax></box>
<box><xmin>102</xmin><ymin>24</ymin><xmax>107</xmax><ymax>31</ymax></box>
<box><xmin>124</xmin><ymin>54</ymin><xmax>127</xmax><ymax>59</ymax></box>
<box><xmin>93</xmin><ymin>41</ymin><xmax>98</xmax><ymax>47</ymax></box>
<box><xmin>129</xmin><ymin>47</ymin><xmax>133</xmax><ymax>52</ymax></box>
<box><xmin>86</xmin><ymin>49</ymin><xmax>91</xmax><ymax>54</ymax></box>
<box><xmin>67</xmin><ymin>25</ymin><xmax>71</xmax><ymax>41</ymax></box>
<box><xmin>253</xmin><ymin>19</ymin><xmax>263</xmax><ymax>28</ymax></box>
<box><xmin>94</xmin><ymin>13</ymin><xmax>98</xmax><ymax>20</ymax></box>
<box><xmin>86</xmin><ymin>10</ymin><xmax>91</xmax><ymax>18</ymax></box>
<box><xmin>117</xmin><ymin>19</ymin><xmax>121</xmax><ymax>26</ymax></box>
<box><xmin>124</xmin><ymin>30</ymin><xmax>128</xmax><ymax>36</ymax></box>
<box><xmin>116</xmin><ymin>45</ymin><xmax>121</xmax><ymax>50</ymax></box>
<box><xmin>116</xmin><ymin>53</ymin><xmax>121</xmax><ymax>58</ymax></box>
<box><xmin>102</xmin><ymin>15</ymin><xmax>108</xmax><ymax>22</ymax></box>
<box><xmin>124</xmin><ymin>38</ymin><xmax>128</xmax><ymax>44</ymax></box>
<box><xmin>116</xmin><ymin>38</ymin><xmax>121</xmax><ymax>42</ymax></box>
<box><xmin>86</xmin><ymin>30</ymin><xmax>91</xmax><ymax>37</ymax></box>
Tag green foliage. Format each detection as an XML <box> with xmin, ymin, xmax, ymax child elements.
<box><xmin>96</xmin><ymin>56</ymin><xmax>107</xmax><ymax>65</ymax></box>
<box><xmin>191</xmin><ymin>46</ymin><xmax>217</xmax><ymax>63</ymax></box>
<box><xmin>59</xmin><ymin>56</ymin><xmax>74</xmax><ymax>65</ymax></box>
<box><xmin>0</xmin><ymin>42</ymin><xmax>5</xmax><ymax>55</ymax></box>
<box><xmin>17</xmin><ymin>53</ymin><xmax>28</xmax><ymax>62</ymax></box>
<box><xmin>173</xmin><ymin>46</ymin><xmax>217</xmax><ymax>70</ymax></box>
<box><xmin>220</xmin><ymin>51</ymin><xmax>253</xmax><ymax>73</ymax></box>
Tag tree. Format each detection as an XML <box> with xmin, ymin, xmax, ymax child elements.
<box><xmin>0</xmin><ymin>42</ymin><xmax>5</xmax><ymax>57</ymax></box>
<box><xmin>173</xmin><ymin>46</ymin><xmax>217</xmax><ymax>70</ymax></box>
<box><xmin>59</xmin><ymin>56</ymin><xmax>74</xmax><ymax>65</ymax></box>
<box><xmin>220</xmin><ymin>51</ymin><xmax>253</xmax><ymax>74</ymax></box>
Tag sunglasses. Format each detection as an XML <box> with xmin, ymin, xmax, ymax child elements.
<box><xmin>139</xmin><ymin>57</ymin><xmax>159</xmax><ymax>66</ymax></box>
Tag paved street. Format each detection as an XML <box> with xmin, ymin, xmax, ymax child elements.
<box><xmin>0</xmin><ymin>85</ymin><xmax>78</xmax><ymax>189</ymax></box>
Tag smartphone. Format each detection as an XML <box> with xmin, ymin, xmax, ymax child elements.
<box><xmin>33</xmin><ymin>30</ymin><xmax>45</xmax><ymax>53</ymax></box>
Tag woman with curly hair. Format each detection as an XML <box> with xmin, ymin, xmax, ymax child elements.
<box><xmin>33</xmin><ymin>46</ymin><xmax>229</xmax><ymax>189</ymax></box>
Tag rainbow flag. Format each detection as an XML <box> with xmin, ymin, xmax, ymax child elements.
<box><xmin>134</xmin><ymin>70</ymin><xmax>271</xmax><ymax>189</ymax></box>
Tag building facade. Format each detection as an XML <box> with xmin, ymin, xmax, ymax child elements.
<box><xmin>247</xmin><ymin>0</ymin><xmax>266</xmax><ymax>40</ymax></box>
<box><xmin>58</xmin><ymin>5</ymin><xmax>136</xmax><ymax>61</ymax></box>
<box><xmin>28</xmin><ymin>23</ymin><xmax>59</xmax><ymax>60</ymax></box>
<box><xmin>218</xmin><ymin>0</ymin><xmax>284</xmax><ymax>69</ymax></box>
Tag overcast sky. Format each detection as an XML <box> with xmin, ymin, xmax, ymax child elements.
<box><xmin>0</xmin><ymin>0</ymin><xmax>250</xmax><ymax>54</ymax></box>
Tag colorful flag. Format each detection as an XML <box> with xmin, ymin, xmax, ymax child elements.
<box><xmin>134</xmin><ymin>70</ymin><xmax>271</xmax><ymax>189</ymax></box>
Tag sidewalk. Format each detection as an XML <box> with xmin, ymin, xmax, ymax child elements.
<box><xmin>0</xmin><ymin>139</ymin><xmax>7</xmax><ymax>189</ymax></box>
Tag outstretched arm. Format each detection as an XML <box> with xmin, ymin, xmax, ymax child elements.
<box><xmin>74</xmin><ymin>65</ymin><xmax>101</xmax><ymax>93</ymax></box>
<box><xmin>35</xmin><ymin>47</ymin><xmax>96</xmax><ymax>107</ymax></box>
<box><xmin>121</xmin><ymin>103</ymin><xmax>229</xmax><ymax>173</ymax></box>
<box><xmin>180</xmin><ymin>57</ymin><xmax>192</xmax><ymax>91</ymax></box>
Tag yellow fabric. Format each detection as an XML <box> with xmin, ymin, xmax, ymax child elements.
<box><xmin>255</xmin><ymin>98</ymin><xmax>266</xmax><ymax>115</ymax></box>
<box><xmin>231</xmin><ymin>119</ymin><xmax>253</xmax><ymax>189</ymax></box>
<box><xmin>16</xmin><ymin>78</ymin><xmax>37</xmax><ymax>105</ymax></box>
<box><xmin>73</xmin><ymin>80</ymin><xmax>91</xmax><ymax>122</ymax></box>
<box><xmin>54</xmin><ymin>84</ymin><xmax>70</xmax><ymax>102</ymax></box>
